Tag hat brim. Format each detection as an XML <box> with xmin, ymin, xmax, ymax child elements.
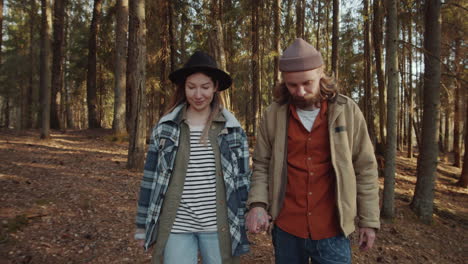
<box><xmin>169</xmin><ymin>66</ymin><xmax>232</xmax><ymax>91</ymax></box>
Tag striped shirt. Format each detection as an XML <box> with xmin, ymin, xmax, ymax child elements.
<box><xmin>171</xmin><ymin>125</ymin><xmax>218</xmax><ymax>233</ymax></box>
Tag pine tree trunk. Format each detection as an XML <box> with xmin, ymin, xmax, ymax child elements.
<box><xmin>51</xmin><ymin>0</ymin><xmax>66</xmax><ymax>130</ymax></box>
<box><xmin>157</xmin><ymin>0</ymin><xmax>170</xmax><ymax>118</ymax></box>
<box><xmin>410</xmin><ymin>0</ymin><xmax>442</xmax><ymax>224</ymax></box>
<box><xmin>331</xmin><ymin>0</ymin><xmax>339</xmax><ymax>79</ymax></box>
<box><xmin>113</xmin><ymin>0</ymin><xmax>128</xmax><ymax>135</ymax></box>
<box><xmin>251</xmin><ymin>0</ymin><xmax>260</xmax><ymax>137</ymax></box>
<box><xmin>64</xmin><ymin>10</ymin><xmax>74</xmax><ymax>129</ymax></box>
<box><xmin>86</xmin><ymin>0</ymin><xmax>102</xmax><ymax>129</ymax></box>
<box><xmin>273</xmin><ymin>0</ymin><xmax>281</xmax><ymax>88</ymax></box>
<box><xmin>26</xmin><ymin>0</ymin><xmax>37</xmax><ymax>128</ymax></box>
<box><xmin>210</xmin><ymin>0</ymin><xmax>229</xmax><ymax>108</ymax></box>
<box><xmin>40</xmin><ymin>0</ymin><xmax>52</xmax><ymax>139</ymax></box>
<box><xmin>127</xmin><ymin>0</ymin><xmax>147</xmax><ymax>170</ymax></box>
<box><xmin>295</xmin><ymin>0</ymin><xmax>305</xmax><ymax>39</ymax></box>
<box><xmin>373</xmin><ymin>0</ymin><xmax>386</xmax><ymax>145</ymax></box>
<box><xmin>315</xmin><ymin>0</ymin><xmax>321</xmax><ymax>50</ymax></box>
<box><xmin>407</xmin><ymin>12</ymin><xmax>414</xmax><ymax>158</ymax></box>
<box><xmin>381</xmin><ymin>0</ymin><xmax>399</xmax><ymax>219</ymax></box>
<box><xmin>453</xmin><ymin>38</ymin><xmax>462</xmax><ymax>167</ymax></box>
<box><xmin>168</xmin><ymin>0</ymin><xmax>175</xmax><ymax>73</ymax></box>
<box><xmin>457</xmin><ymin>98</ymin><xmax>468</xmax><ymax>188</ymax></box>
<box><xmin>363</xmin><ymin>0</ymin><xmax>375</xmax><ymax>146</ymax></box>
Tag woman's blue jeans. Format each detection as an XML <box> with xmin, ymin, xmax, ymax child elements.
<box><xmin>272</xmin><ymin>225</ymin><xmax>351</xmax><ymax>264</ymax></box>
<box><xmin>164</xmin><ymin>232</ymin><xmax>222</xmax><ymax>264</ymax></box>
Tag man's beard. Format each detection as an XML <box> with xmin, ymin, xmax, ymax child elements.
<box><xmin>291</xmin><ymin>93</ymin><xmax>321</xmax><ymax>108</ymax></box>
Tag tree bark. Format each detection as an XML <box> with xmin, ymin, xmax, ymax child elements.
<box><xmin>457</xmin><ymin>97</ymin><xmax>468</xmax><ymax>188</ymax></box>
<box><xmin>453</xmin><ymin>38</ymin><xmax>462</xmax><ymax>167</ymax></box>
<box><xmin>295</xmin><ymin>0</ymin><xmax>305</xmax><ymax>39</ymax></box>
<box><xmin>381</xmin><ymin>0</ymin><xmax>399</xmax><ymax>219</ymax></box>
<box><xmin>86</xmin><ymin>0</ymin><xmax>103</xmax><ymax>129</ymax></box>
<box><xmin>127</xmin><ymin>0</ymin><xmax>147</xmax><ymax>170</ymax></box>
<box><xmin>169</xmin><ymin>0</ymin><xmax>176</xmax><ymax>73</ymax></box>
<box><xmin>210</xmin><ymin>0</ymin><xmax>229</xmax><ymax>108</ymax></box>
<box><xmin>315</xmin><ymin>0</ymin><xmax>321</xmax><ymax>50</ymax></box>
<box><xmin>331</xmin><ymin>0</ymin><xmax>339</xmax><ymax>79</ymax></box>
<box><xmin>51</xmin><ymin>0</ymin><xmax>66</xmax><ymax>129</ymax></box>
<box><xmin>363</xmin><ymin>0</ymin><xmax>376</xmax><ymax>146</ymax></box>
<box><xmin>26</xmin><ymin>0</ymin><xmax>38</xmax><ymax>128</ymax></box>
<box><xmin>411</xmin><ymin>0</ymin><xmax>442</xmax><ymax>224</ymax></box>
<box><xmin>407</xmin><ymin>11</ymin><xmax>414</xmax><ymax>159</ymax></box>
<box><xmin>113</xmin><ymin>0</ymin><xmax>128</xmax><ymax>135</ymax></box>
<box><xmin>251</xmin><ymin>0</ymin><xmax>260</xmax><ymax>136</ymax></box>
<box><xmin>373</xmin><ymin>0</ymin><xmax>386</xmax><ymax>145</ymax></box>
<box><xmin>157</xmin><ymin>0</ymin><xmax>170</xmax><ymax>118</ymax></box>
<box><xmin>40</xmin><ymin>0</ymin><xmax>52</xmax><ymax>139</ymax></box>
<box><xmin>273</xmin><ymin>0</ymin><xmax>281</xmax><ymax>89</ymax></box>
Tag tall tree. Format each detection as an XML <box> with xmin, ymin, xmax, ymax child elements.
<box><xmin>0</xmin><ymin>0</ymin><xmax>5</xmax><ymax>127</ymax></box>
<box><xmin>411</xmin><ymin>0</ymin><xmax>442</xmax><ymax>223</ymax></box>
<box><xmin>452</xmin><ymin>38</ymin><xmax>462</xmax><ymax>167</ymax></box>
<box><xmin>26</xmin><ymin>0</ymin><xmax>38</xmax><ymax>128</ymax></box>
<box><xmin>210</xmin><ymin>0</ymin><xmax>229</xmax><ymax>107</ymax></box>
<box><xmin>273</xmin><ymin>0</ymin><xmax>281</xmax><ymax>88</ymax></box>
<box><xmin>457</xmin><ymin>99</ymin><xmax>468</xmax><ymax>188</ymax></box>
<box><xmin>40</xmin><ymin>0</ymin><xmax>52</xmax><ymax>138</ymax></box>
<box><xmin>295</xmin><ymin>0</ymin><xmax>305</xmax><ymax>39</ymax></box>
<box><xmin>112</xmin><ymin>0</ymin><xmax>128</xmax><ymax>135</ymax></box>
<box><xmin>251</xmin><ymin>0</ymin><xmax>260</xmax><ymax>136</ymax></box>
<box><xmin>331</xmin><ymin>0</ymin><xmax>339</xmax><ymax>79</ymax></box>
<box><xmin>86</xmin><ymin>0</ymin><xmax>103</xmax><ymax>128</ymax></box>
<box><xmin>126</xmin><ymin>0</ymin><xmax>147</xmax><ymax>170</ymax></box>
<box><xmin>363</xmin><ymin>0</ymin><xmax>375</xmax><ymax>145</ymax></box>
<box><xmin>372</xmin><ymin>0</ymin><xmax>386</xmax><ymax>144</ymax></box>
<box><xmin>381</xmin><ymin>0</ymin><xmax>399</xmax><ymax>219</ymax></box>
<box><xmin>407</xmin><ymin>8</ymin><xmax>414</xmax><ymax>159</ymax></box>
<box><xmin>51</xmin><ymin>0</ymin><xmax>67</xmax><ymax>129</ymax></box>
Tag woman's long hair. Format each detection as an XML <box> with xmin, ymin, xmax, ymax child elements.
<box><xmin>273</xmin><ymin>71</ymin><xmax>339</xmax><ymax>105</ymax></box>
<box><xmin>164</xmin><ymin>70</ymin><xmax>223</xmax><ymax>143</ymax></box>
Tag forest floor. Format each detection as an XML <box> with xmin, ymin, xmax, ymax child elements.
<box><xmin>0</xmin><ymin>129</ymin><xmax>466</xmax><ymax>264</ymax></box>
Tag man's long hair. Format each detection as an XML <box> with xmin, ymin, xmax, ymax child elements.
<box><xmin>273</xmin><ymin>72</ymin><xmax>339</xmax><ymax>105</ymax></box>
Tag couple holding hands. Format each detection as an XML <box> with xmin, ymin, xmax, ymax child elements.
<box><xmin>134</xmin><ymin>38</ymin><xmax>380</xmax><ymax>264</ymax></box>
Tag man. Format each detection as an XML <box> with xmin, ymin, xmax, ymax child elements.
<box><xmin>246</xmin><ymin>38</ymin><xmax>380</xmax><ymax>264</ymax></box>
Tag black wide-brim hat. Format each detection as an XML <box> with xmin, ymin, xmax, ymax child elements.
<box><xmin>169</xmin><ymin>51</ymin><xmax>232</xmax><ymax>91</ymax></box>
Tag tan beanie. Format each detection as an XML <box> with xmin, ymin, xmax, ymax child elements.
<box><xmin>279</xmin><ymin>38</ymin><xmax>323</xmax><ymax>72</ymax></box>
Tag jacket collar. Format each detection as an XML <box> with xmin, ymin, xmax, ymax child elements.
<box><xmin>327</xmin><ymin>94</ymin><xmax>346</xmax><ymax>126</ymax></box>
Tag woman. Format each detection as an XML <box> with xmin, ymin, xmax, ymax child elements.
<box><xmin>134</xmin><ymin>51</ymin><xmax>251</xmax><ymax>264</ymax></box>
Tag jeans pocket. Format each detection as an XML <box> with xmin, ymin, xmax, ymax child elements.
<box><xmin>317</xmin><ymin>235</ymin><xmax>351</xmax><ymax>263</ymax></box>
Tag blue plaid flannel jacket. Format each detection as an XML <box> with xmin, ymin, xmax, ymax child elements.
<box><xmin>135</xmin><ymin>104</ymin><xmax>251</xmax><ymax>256</ymax></box>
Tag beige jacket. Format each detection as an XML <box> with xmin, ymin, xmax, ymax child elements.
<box><xmin>247</xmin><ymin>95</ymin><xmax>380</xmax><ymax>236</ymax></box>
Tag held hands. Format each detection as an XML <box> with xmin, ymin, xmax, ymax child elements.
<box><xmin>246</xmin><ymin>207</ymin><xmax>271</xmax><ymax>233</ymax></box>
<box><xmin>358</xmin><ymin>227</ymin><xmax>376</xmax><ymax>251</ymax></box>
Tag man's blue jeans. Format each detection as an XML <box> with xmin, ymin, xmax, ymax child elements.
<box><xmin>272</xmin><ymin>225</ymin><xmax>351</xmax><ymax>264</ymax></box>
<box><xmin>164</xmin><ymin>232</ymin><xmax>222</xmax><ymax>264</ymax></box>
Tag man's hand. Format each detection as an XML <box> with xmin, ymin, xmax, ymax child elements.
<box><xmin>358</xmin><ymin>227</ymin><xmax>376</xmax><ymax>251</ymax></box>
<box><xmin>246</xmin><ymin>207</ymin><xmax>271</xmax><ymax>233</ymax></box>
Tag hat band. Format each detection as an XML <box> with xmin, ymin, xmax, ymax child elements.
<box><xmin>279</xmin><ymin>53</ymin><xmax>323</xmax><ymax>72</ymax></box>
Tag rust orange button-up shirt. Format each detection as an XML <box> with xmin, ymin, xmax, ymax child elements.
<box><xmin>275</xmin><ymin>100</ymin><xmax>340</xmax><ymax>240</ymax></box>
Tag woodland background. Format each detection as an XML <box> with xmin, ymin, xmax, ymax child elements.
<box><xmin>0</xmin><ymin>0</ymin><xmax>467</xmax><ymax>263</ymax></box>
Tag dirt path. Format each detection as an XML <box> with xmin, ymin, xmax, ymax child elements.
<box><xmin>0</xmin><ymin>129</ymin><xmax>466</xmax><ymax>263</ymax></box>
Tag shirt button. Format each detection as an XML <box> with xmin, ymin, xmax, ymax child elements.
<box><xmin>308</xmin><ymin>212</ymin><xmax>312</xmax><ymax>216</ymax></box>
<box><xmin>307</xmin><ymin>137</ymin><xmax>311</xmax><ymax>141</ymax></box>
<box><xmin>307</xmin><ymin>157</ymin><xmax>312</xmax><ymax>160</ymax></box>
<box><xmin>221</xmin><ymin>227</ymin><xmax>227</xmax><ymax>232</ymax></box>
<box><xmin>308</xmin><ymin>192</ymin><xmax>312</xmax><ymax>195</ymax></box>
<box><xmin>309</xmin><ymin>172</ymin><xmax>314</xmax><ymax>175</ymax></box>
